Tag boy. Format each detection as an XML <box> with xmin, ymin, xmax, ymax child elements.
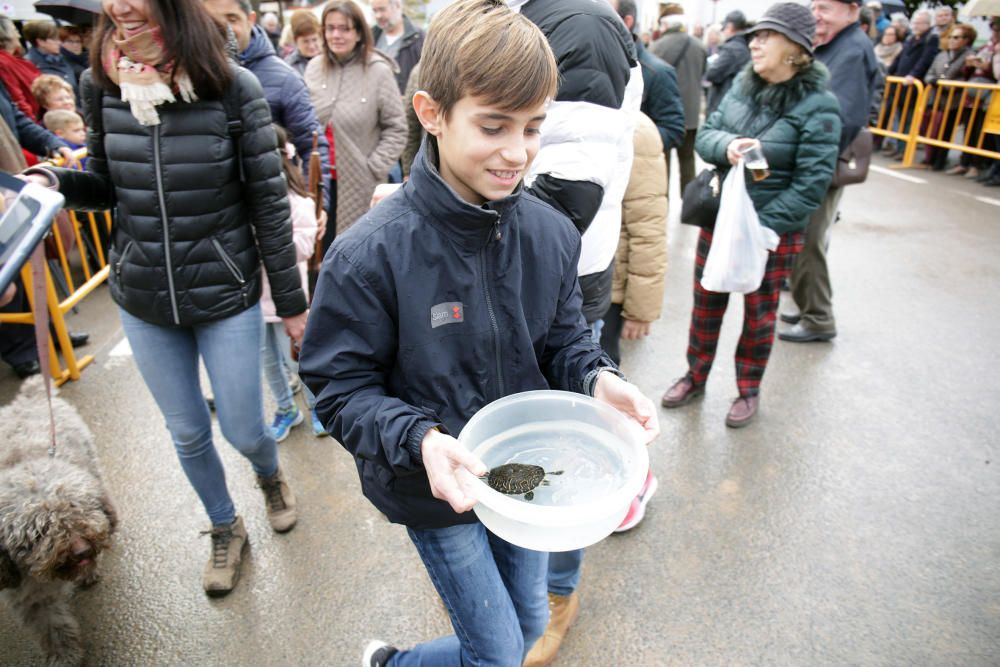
<box><xmin>299</xmin><ymin>1</ymin><xmax>658</xmax><ymax>665</ymax></box>
<box><xmin>42</xmin><ymin>109</ymin><xmax>86</xmax><ymax>169</ymax></box>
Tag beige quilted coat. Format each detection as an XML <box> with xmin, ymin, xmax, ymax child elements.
<box><xmin>611</xmin><ymin>113</ymin><xmax>668</xmax><ymax>323</ymax></box>
<box><xmin>305</xmin><ymin>49</ymin><xmax>407</xmax><ymax>234</ymax></box>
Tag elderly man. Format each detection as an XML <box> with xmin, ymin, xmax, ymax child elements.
<box><xmin>705</xmin><ymin>9</ymin><xmax>751</xmax><ymax>113</ymax></box>
<box><xmin>932</xmin><ymin>5</ymin><xmax>955</xmax><ymax>37</ymax></box>
<box><xmin>779</xmin><ymin>0</ymin><xmax>880</xmax><ymax>343</ymax></box>
<box><xmin>203</xmin><ymin>0</ymin><xmax>329</xmax><ymax>204</ymax></box>
<box><xmin>371</xmin><ymin>0</ymin><xmax>425</xmax><ymax>94</ymax></box>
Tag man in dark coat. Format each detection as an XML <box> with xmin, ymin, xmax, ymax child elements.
<box><xmin>204</xmin><ymin>0</ymin><xmax>330</xmax><ymax>206</ymax></box>
<box><xmin>372</xmin><ymin>0</ymin><xmax>425</xmax><ymax>94</ymax></box>
<box><xmin>705</xmin><ymin>10</ymin><xmax>752</xmax><ymax>113</ymax></box>
<box><xmin>780</xmin><ymin>0</ymin><xmax>880</xmax><ymax>343</ymax></box>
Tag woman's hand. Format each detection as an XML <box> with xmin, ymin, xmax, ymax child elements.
<box><xmin>726</xmin><ymin>138</ymin><xmax>758</xmax><ymax>166</ymax></box>
<box><xmin>593</xmin><ymin>372</ymin><xmax>659</xmax><ymax>444</ymax></box>
<box><xmin>282</xmin><ymin>311</ymin><xmax>308</xmax><ymax>345</ymax></box>
<box><xmin>421</xmin><ymin>427</ymin><xmax>487</xmax><ymax>513</ymax></box>
<box><xmin>621</xmin><ymin>319</ymin><xmax>652</xmax><ymax>340</ymax></box>
<box><xmin>315</xmin><ymin>209</ymin><xmax>328</xmax><ymax>244</ymax></box>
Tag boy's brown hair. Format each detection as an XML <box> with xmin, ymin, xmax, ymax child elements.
<box><xmin>289</xmin><ymin>9</ymin><xmax>321</xmax><ymax>40</ymax></box>
<box><xmin>419</xmin><ymin>0</ymin><xmax>557</xmax><ymax>118</ymax></box>
<box><xmin>22</xmin><ymin>20</ymin><xmax>58</xmax><ymax>46</ymax></box>
<box><xmin>31</xmin><ymin>75</ymin><xmax>73</xmax><ymax>108</ymax></box>
<box><xmin>43</xmin><ymin>109</ymin><xmax>84</xmax><ymax>135</ymax></box>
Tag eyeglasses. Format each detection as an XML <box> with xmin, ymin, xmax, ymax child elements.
<box><xmin>750</xmin><ymin>29</ymin><xmax>773</xmax><ymax>44</ymax></box>
<box><xmin>325</xmin><ymin>24</ymin><xmax>355</xmax><ymax>34</ymax></box>
<box><xmin>949</xmin><ymin>34</ymin><xmax>965</xmax><ymax>39</ymax></box>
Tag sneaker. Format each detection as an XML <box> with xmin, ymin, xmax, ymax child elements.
<box><xmin>257</xmin><ymin>467</ymin><xmax>298</xmax><ymax>533</ymax></box>
<box><xmin>311</xmin><ymin>410</ymin><xmax>328</xmax><ymax>437</ymax></box>
<box><xmin>615</xmin><ymin>470</ymin><xmax>659</xmax><ymax>532</ymax></box>
<box><xmin>362</xmin><ymin>640</ymin><xmax>398</xmax><ymax>667</ymax></box>
<box><xmin>202</xmin><ymin>515</ymin><xmax>248</xmax><ymax>597</ymax></box>
<box><xmin>524</xmin><ymin>592</ymin><xmax>580</xmax><ymax>667</ymax></box>
<box><xmin>270</xmin><ymin>406</ymin><xmax>304</xmax><ymax>442</ymax></box>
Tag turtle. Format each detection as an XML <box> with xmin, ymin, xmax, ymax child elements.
<box><xmin>481</xmin><ymin>463</ymin><xmax>564</xmax><ymax>501</ymax></box>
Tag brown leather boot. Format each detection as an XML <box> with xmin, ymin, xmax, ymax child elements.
<box><xmin>258</xmin><ymin>467</ymin><xmax>298</xmax><ymax>533</ymax></box>
<box><xmin>524</xmin><ymin>591</ymin><xmax>580</xmax><ymax>667</ymax></box>
<box><xmin>202</xmin><ymin>515</ymin><xmax>248</xmax><ymax>597</ymax></box>
<box><xmin>660</xmin><ymin>376</ymin><xmax>703</xmax><ymax>408</ymax></box>
<box><xmin>725</xmin><ymin>396</ymin><xmax>759</xmax><ymax>428</ymax></box>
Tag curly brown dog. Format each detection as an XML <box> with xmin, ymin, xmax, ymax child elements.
<box><xmin>0</xmin><ymin>377</ymin><xmax>117</xmax><ymax>667</ymax></box>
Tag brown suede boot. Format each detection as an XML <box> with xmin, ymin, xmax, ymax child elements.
<box><xmin>202</xmin><ymin>515</ymin><xmax>248</xmax><ymax>597</ymax></box>
<box><xmin>258</xmin><ymin>467</ymin><xmax>298</xmax><ymax>533</ymax></box>
<box><xmin>524</xmin><ymin>591</ymin><xmax>580</xmax><ymax>667</ymax></box>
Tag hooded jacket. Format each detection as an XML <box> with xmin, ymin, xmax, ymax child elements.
<box><xmin>696</xmin><ymin>63</ymin><xmax>841</xmax><ymax>235</ymax></box>
<box><xmin>46</xmin><ymin>68</ymin><xmax>307</xmax><ymax>327</ymax></box>
<box><xmin>299</xmin><ymin>139</ymin><xmax>615</xmax><ymax>529</ymax></box>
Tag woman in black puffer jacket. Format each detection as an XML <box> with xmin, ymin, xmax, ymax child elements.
<box><xmin>24</xmin><ymin>0</ymin><xmax>306</xmax><ymax>598</ymax></box>
<box><xmin>660</xmin><ymin>3</ymin><xmax>841</xmax><ymax>428</ymax></box>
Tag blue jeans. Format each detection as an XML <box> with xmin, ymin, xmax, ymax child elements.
<box><xmin>261</xmin><ymin>321</ymin><xmax>315</xmax><ymax>413</ymax></box>
<box><xmin>547</xmin><ymin>549</ymin><xmax>583</xmax><ymax>597</ymax></box>
<box><xmin>119</xmin><ymin>304</ymin><xmax>278</xmax><ymax>526</ymax></box>
<box><xmin>391</xmin><ymin>523</ymin><xmax>549</xmax><ymax>667</ymax></box>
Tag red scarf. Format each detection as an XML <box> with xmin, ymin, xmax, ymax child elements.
<box><xmin>0</xmin><ymin>51</ymin><xmax>43</xmax><ymax>121</ymax></box>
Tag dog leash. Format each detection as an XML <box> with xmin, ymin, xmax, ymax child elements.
<box><xmin>29</xmin><ymin>243</ymin><xmax>58</xmax><ymax>458</ymax></box>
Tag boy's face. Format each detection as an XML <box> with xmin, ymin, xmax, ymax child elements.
<box><xmin>434</xmin><ymin>96</ymin><xmax>547</xmax><ymax>205</ymax></box>
<box><xmin>45</xmin><ymin>89</ymin><xmax>76</xmax><ymax>112</ymax></box>
<box><xmin>57</xmin><ymin>121</ymin><xmax>86</xmax><ymax>146</ymax></box>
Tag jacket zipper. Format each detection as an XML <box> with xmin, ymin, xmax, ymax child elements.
<box><xmin>153</xmin><ymin>125</ymin><xmax>181</xmax><ymax>325</ymax></box>
<box><xmin>480</xmin><ymin>211</ymin><xmax>504</xmax><ymax>398</ymax></box>
<box><xmin>115</xmin><ymin>240</ymin><xmax>133</xmax><ymax>280</ymax></box>
<box><xmin>211</xmin><ymin>239</ymin><xmax>249</xmax><ymax>307</ymax></box>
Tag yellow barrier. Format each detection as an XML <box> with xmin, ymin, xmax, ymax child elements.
<box><xmin>871</xmin><ymin>76</ymin><xmax>1000</xmax><ymax>168</ymax></box>
<box><xmin>0</xmin><ymin>148</ymin><xmax>112</xmax><ymax>385</ymax></box>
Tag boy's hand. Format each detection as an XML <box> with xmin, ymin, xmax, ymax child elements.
<box><xmin>421</xmin><ymin>427</ymin><xmax>487</xmax><ymax>513</ymax></box>
<box><xmin>621</xmin><ymin>319</ymin><xmax>652</xmax><ymax>340</ymax></box>
<box><xmin>316</xmin><ymin>209</ymin><xmax>328</xmax><ymax>243</ymax></box>
<box><xmin>593</xmin><ymin>372</ymin><xmax>659</xmax><ymax>444</ymax></box>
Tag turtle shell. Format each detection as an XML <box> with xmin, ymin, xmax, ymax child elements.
<box><xmin>486</xmin><ymin>463</ymin><xmax>546</xmax><ymax>495</ymax></box>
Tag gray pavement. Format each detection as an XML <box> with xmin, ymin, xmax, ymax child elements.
<box><xmin>1</xmin><ymin>155</ymin><xmax>999</xmax><ymax>666</ymax></box>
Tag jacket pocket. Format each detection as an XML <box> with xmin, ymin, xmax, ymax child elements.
<box><xmin>114</xmin><ymin>240</ymin><xmax>133</xmax><ymax>282</ymax></box>
<box><xmin>210</xmin><ymin>238</ymin><xmax>249</xmax><ymax>307</ymax></box>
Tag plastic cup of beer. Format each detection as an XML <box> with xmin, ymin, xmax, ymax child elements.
<box><xmin>742</xmin><ymin>142</ymin><xmax>770</xmax><ymax>181</ymax></box>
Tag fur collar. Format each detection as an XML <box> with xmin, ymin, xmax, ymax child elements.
<box><xmin>737</xmin><ymin>61</ymin><xmax>831</xmax><ymax>113</ymax></box>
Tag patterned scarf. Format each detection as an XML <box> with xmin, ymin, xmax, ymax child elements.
<box><xmin>101</xmin><ymin>26</ymin><xmax>197</xmax><ymax>126</ymax></box>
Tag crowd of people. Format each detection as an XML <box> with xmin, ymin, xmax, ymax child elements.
<box><xmin>0</xmin><ymin>0</ymin><xmax>997</xmax><ymax>665</ymax></box>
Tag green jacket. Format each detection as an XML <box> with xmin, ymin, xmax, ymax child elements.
<box><xmin>695</xmin><ymin>62</ymin><xmax>842</xmax><ymax>234</ymax></box>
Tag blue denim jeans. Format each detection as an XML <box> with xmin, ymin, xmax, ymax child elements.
<box><xmin>119</xmin><ymin>304</ymin><xmax>278</xmax><ymax>526</ymax></box>
<box><xmin>547</xmin><ymin>549</ymin><xmax>583</xmax><ymax>597</ymax></box>
<box><xmin>261</xmin><ymin>321</ymin><xmax>315</xmax><ymax>413</ymax></box>
<box><xmin>391</xmin><ymin>523</ymin><xmax>548</xmax><ymax>667</ymax></box>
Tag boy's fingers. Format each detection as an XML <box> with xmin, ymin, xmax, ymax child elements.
<box><xmin>449</xmin><ymin>446</ymin><xmax>487</xmax><ymax>477</ymax></box>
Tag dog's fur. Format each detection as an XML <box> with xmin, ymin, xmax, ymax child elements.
<box><xmin>0</xmin><ymin>377</ymin><xmax>117</xmax><ymax>667</ymax></box>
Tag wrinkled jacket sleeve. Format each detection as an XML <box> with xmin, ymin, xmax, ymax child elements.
<box><xmin>912</xmin><ymin>35</ymin><xmax>940</xmax><ymax>80</ymax></box>
<box><xmin>278</xmin><ymin>73</ymin><xmax>331</xmax><ymax>210</ymax></box>
<box><xmin>237</xmin><ymin>70</ymin><xmax>307</xmax><ymax>318</ymax></box>
<box><xmin>645</xmin><ymin>64</ymin><xmax>685</xmax><ymax>151</ymax></box>
<box><xmin>367</xmin><ymin>65</ymin><xmax>407</xmax><ymax>179</ymax></box>
<box><xmin>755</xmin><ymin>97</ymin><xmax>841</xmax><ymax>234</ymax></box>
<box><xmin>299</xmin><ymin>249</ymin><xmax>436</xmax><ymax>471</ymax></box>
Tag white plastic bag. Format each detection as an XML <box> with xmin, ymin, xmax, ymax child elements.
<box><xmin>700</xmin><ymin>158</ymin><xmax>780</xmax><ymax>294</ymax></box>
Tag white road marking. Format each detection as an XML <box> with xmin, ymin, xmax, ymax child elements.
<box><xmin>973</xmin><ymin>196</ymin><xmax>1000</xmax><ymax>207</ymax></box>
<box><xmin>870</xmin><ymin>165</ymin><xmax>928</xmax><ymax>184</ymax></box>
<box><xmin>109</xmin><ymin>338</ymin><xmax>131</xmax><ymax>356</ymax></box>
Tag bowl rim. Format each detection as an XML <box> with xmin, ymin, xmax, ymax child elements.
<box><xmin>458</xmin><ymin>390</ymin><xmax>649</xmax><ymax>526</ymax></box>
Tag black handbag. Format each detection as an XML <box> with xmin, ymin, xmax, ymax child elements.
<box><xmin>830</xmin><ymin>128</ymin><xmax>873</xmax><ymax>187</ymax></box>
<box><xmin>680</xmin><ymin>168</ymin><xmax>722</xmax><ymax>228</ymax></box>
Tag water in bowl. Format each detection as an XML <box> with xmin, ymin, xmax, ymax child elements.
<box><xmin>474</xmin><ymin>420</ymin><xmax>627</xmax><ymax>506</ymax></box>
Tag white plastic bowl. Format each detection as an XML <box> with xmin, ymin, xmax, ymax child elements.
<box><xmin>458</xmin><ymin>390</ymin><xmax>648</xmax><ymax>552</ymax></box>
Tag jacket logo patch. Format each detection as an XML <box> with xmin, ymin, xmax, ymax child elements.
<box><xmin>431</xmin><ymin>302</ymin><xmax>464</xmax><ymax>328</ymax></box>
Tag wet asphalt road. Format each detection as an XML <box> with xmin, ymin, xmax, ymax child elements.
<box><xmin>1</xmin><ymin>155</ymin><xmax>998</xmax><ymax>666</ymax></box>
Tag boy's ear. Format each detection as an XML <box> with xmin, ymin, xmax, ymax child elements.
<box><xmin>412</xmin><ymin>91</ymin><xmax>443</xmax><ymax>137</ymax></box>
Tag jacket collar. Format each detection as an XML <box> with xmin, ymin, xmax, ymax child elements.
<box><xmin>816</xmin><ymin>21</ymin><xmax>862</xmax><ymax>55</ymax></box>
<box><xmin>405</xmin><ymin>136</ymin><xmax>521</xmax><ymax>251</ymax></box>
<box><xmin>240</xmin><ymin>25</ymin><xmax>275</xmax><ymax>66</ymax></box>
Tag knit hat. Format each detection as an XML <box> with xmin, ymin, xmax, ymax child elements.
<box><xmin>745</xmin><ymin>2</ymin><xmax>817</xmax><ymax>55</ymax></box>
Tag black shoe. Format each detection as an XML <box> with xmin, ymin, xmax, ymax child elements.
<box><xmin>13</xmin><ymin>360</ymin><xmax>40</xmax><ymax>378</ymax></box>
<box><xmin>779</xmin><ymin>311</ymin><xmax>800</xmax><ymax>325</ymax></box>
<box><xmin>778</xmin><ymin>322</ymin><xmax>836</xmax><ymax>343</ymax></box>
<box><xmin>69</xmin><ymin>331</ymin><xmax>89</xmax><ymax>348</ymax></box>
<box><xmin>363</xmin><ymin>641</ymin><xmax>399</xmax><ymax>667</ymax></box>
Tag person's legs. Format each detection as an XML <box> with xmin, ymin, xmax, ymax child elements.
<box><xmin>547</xmin><ymin>550</ymin><xmax>582</xmax><ymax>597</ymax></box>
<box><xmin>786</xmin><ymin>186</ymin><xmax>843</xmax><ymax>336</ymax></box>
<box><xmin>678</xmin><ymin>129</ymin><xmax>697</xmax><ymax>193</ymax></box>
<box><xmin>686</xmin><ymin>228</ymin><xmax>730</xmax><ymax>386</ymax></box>
<box><xmin>117</xmin><ymin>308</ymin><xmax>236</xmax><ymax>526</ymax></box>
<box><xmin>0</xmin><ymin>277</ymin><xmax>39</xmax><ymax>375</ymax></box>
<box><xmin>262</xmin><ymin>322</ymin><xmax>296</xmax><ymax>413</ymax></box>
<box><xmin>599</xmin><ymin>303</ymin><xmax>624</xmax><ymax>365</ymax></box>
<box><xmin>391</xmin><ymin>523</ymin><xmax>547</xmax><ymax>667</ymax></box>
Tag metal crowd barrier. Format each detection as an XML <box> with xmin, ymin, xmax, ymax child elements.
<box><xmin>872</xmin><ymin>76</ymin><xmax>1000</xmax><ymax>168</ymax></box>
<box><xmin>0</xmin><ymin>148</ymin><xmax>112</xmax><ymax>385</ymax></box>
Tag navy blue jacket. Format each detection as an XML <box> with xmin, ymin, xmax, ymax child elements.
<box><xmin>299</xmin><ymin>139</ymin><xmax>614</xmax><ymax>529</ymax></box>
<box><xmin>26</xmin><ymin>47</ymin><xmax>78</xmax><ymax>100</ymax></box>
<box><xmin>636</xmin><ymin>39</ymin><xmax>685</xmax><ymax>151</ymax></box>
<box><xmin>240</xmin><ymin>26</ymin><xmax>329</xmax><ymax>204</ymax></box>
<box><xmin>888</xmin><ymin>31</ymin><xmax>939</xmax><ymax>81</ymax></box>
<box><xmin>816</xmin><ymin>22</ymin><xmax>880</xmax><ymax>152</ymax></box>
<box><xmin>705</xmin><ymin>34</ymin><xmax>751</xmax><ymax>113</ymax></box>
<box><xmin>0</xmin><ymin>80</ymin><xmax>66</xmax><ymax>159</ymax></box>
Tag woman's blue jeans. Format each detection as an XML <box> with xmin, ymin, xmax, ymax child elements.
<box><xmin>391</xmin><ymin>523</ymin><xmax>549</xmax><ymax>666</ymax></box>
<box><xmin>261</xmin><ymin>321</ymin><xmax>315</xmax><ymax>413</ymax></box>
<box><xmin>119</xmin><ymin>304</ymin><xmax>278</xmax><ymax>526</ymax></box>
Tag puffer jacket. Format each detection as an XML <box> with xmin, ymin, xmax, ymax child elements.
<box><xmin>612</xmin><ymin>113</ymin><xmax>667</xmax><ymax>323</ymax></box>
<box><xmin>48</xmin><ymin>67</ymin><xmax>307</xmax><ymax>327</ymax></box>
<box><xmin>695</xmin><ymin>63</ymin><xmax>841</xmax><ymax>235</ymax></box>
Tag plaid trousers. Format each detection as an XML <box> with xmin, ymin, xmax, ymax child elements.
<box><xmin>685</xmin><ymin>226</ymin><xmax>803</xmax><ymax>397</ymax></box>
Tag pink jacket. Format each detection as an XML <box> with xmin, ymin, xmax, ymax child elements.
<box><xmin>260</xmin><ymin>191</ymin><xmax>317</xmax><ymax>323</ymax></box>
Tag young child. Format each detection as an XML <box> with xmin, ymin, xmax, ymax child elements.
<box><xmin>261</xmin><ymin>124</ymin><xmax>324</xmax><ymax>439</ymax></box>
<box><xmin>298</xmin><ymin>1</ymin><xmax>659</xmax><ymax>665</ymax></box>
<box><xmin>31</xmin><ymin>74</ymin><xmax>76</xmax><ymax>116</ymax></box>
<box><xmin>42</xmin><ymin>109</ymin><xmax>86</xmax><ymax>170</ymax></box>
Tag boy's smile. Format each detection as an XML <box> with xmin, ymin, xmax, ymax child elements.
<box><xmin>427</xmin><ymin>96</ymin><xmax>547</xmax><ymax>206</ymax></box>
